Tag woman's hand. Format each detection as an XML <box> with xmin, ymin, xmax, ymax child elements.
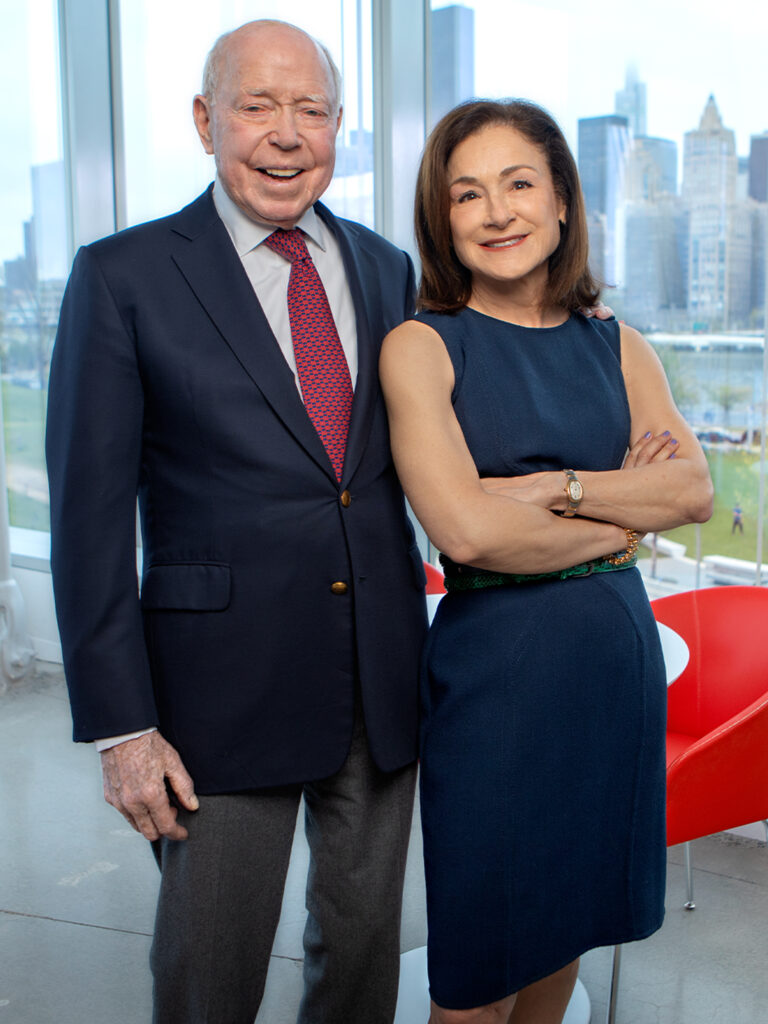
<box><xmin>380</xmin><ymin>320</ymin><xmax>629</xmax><ymax>573</ymax></box>
<box><xmin>623</xmin><ymin>430</ymin><xmax>679</xmax><ymax>469</ymax></box>
<box><xmin>480</xmin><ymin>471</ymin><xmax>557</xmax><ymax>508</ymax></box>
<box><xmin>480</xmin><ymin>430</ymin><xmax>679</xmax><ymax>510</ymax></box>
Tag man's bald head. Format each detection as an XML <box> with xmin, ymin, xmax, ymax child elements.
<box><xmin>192</xmin><ymin>19</ymin><xmax>343</xmax><ymax>228</ymax></box>
<box><xmin>201</xmin><ymin>20</ymin><xmax>342</xmax><ymax>115</ymax></box>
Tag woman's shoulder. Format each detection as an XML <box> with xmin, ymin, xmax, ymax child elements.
<box><xmin>381</xmin><ymin>316</ymin><xmax>450</xmax><ymax>367</ymax></box>
<box><xmin>572</xmin><ymin>310</ymin><xmax>622</xmax><ymax>359</ymax></box>
<box><xmin>384</xmin><ymin>315</ymin><xmax>443</xmax><ymax>347</ymax></box>
<box><xmin>380</xmin><ymin>316</ymin><xmax>456</xmax><ymax>393</ymax></box>
<box><xmin>413</xmin><ymin>307</ymin><xmax>475</xmax><ymax>344</ymax></box>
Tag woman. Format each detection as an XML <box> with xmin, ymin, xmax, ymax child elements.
<box><xmin>379</xmin><ymin>100</ymin><xmax>713</xmax><ymax>1024</ymax></box>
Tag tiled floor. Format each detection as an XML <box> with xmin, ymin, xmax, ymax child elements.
<box><xmin>2</xmin><ymin>666</ymin><xmax>768</xmax><ymax>1023</ymax></box>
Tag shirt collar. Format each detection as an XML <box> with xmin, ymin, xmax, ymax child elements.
<box><xmin>212</xmin><ymin>178</ymin><xmax>327</xmax><ymax>256</ymax></box>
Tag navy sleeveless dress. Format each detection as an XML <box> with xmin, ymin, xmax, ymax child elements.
<box><xmin>417</xmin><ymin>308</ymin><xmax>666</xmax><ymax>1010</ymax></box>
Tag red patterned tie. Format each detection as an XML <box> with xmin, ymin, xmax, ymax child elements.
<box><xmin>264</xmin><ymin>228</ymin><xmax>353</xmax><ymax>481</ymax></box>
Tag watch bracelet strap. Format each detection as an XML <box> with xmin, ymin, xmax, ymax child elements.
<box><xmin>563</xmin><ymin>468</ymin><xmax>581</xmax><ymax>517</ymax></box>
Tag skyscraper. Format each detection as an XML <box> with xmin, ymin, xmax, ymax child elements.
<box><xmin>625</xmin><ymin>137</ymin><xmax>678</xmax><ymax>201</ymax></box>
<box><xmin>578</xmin><ymin>115</ymin><xmax>630</xmax><ymax>284</ymax></box>
<box><xmin>682</xmin><ymin>95</ymin><xmax>749</xmax><ymax>328</ymax></box>
<box><xmin>615</xmin><ymin>65</ymin><xmax>647</xmax><ymax>137</ymax></box>
<box><xmin>752</xmin><ymin>205</ymin><xmax>767</xmax><ymax>318</ymax></box>
<box><xmin>748</xmin><ymin>132</ymin><xmax>768</xmax><ymax>203</ymax></box>
<box><xmin>430</xmin><ymin>4</ymin><xmax>475</xmax><ymax>127</ymax></box>
<box><xmin>623</xmin><ymin>197</ymin><xmax>688</xmax><ymax>331</ymax></box>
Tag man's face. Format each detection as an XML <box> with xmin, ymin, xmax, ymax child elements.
<box><xmin>193</xmin><ymin>25</ymin><xmax>342</xmax><ymax>228</ymax></box>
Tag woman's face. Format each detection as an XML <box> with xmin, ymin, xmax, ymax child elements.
<box><xmin>447</xmin><ymin>124</ymin><xmax>566</xmax><ymax>294</ymax></box>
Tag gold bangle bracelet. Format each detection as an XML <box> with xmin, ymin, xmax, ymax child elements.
<box><xmin>606</xmin><ymin>528</ymin><xmax>639</xmax><ymax>566</ymax></box>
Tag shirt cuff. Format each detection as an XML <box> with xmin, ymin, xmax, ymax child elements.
<box><xmin>95</xmin><ymin>727</ymin><xmax>157</xmax><ymax>752</ymax></box>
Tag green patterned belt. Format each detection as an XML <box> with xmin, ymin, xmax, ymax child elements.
<box><xmin>439</xmin><ymin>552</ymin><xmax>638</xmax><ymax>593</ymax></box>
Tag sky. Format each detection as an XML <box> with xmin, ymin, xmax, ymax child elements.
<box><xmin>1</xmin><ymin>0</ymin><xmax>766</xmax><ymax>264</ymax></box>
<box><xmin>465</xmin><ymin>0</ymin><xmax>768</xmax><ymax>158</ymax></box>
<box><xmin>1</xmin><ymin>1</ymin><xmax>61</xmax><ymax>262</ymax></box>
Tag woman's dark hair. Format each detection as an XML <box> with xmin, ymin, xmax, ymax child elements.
<box><xmin>415</xmin><ymin>99</ymin><xmax>601</xmax><ymax>313</ymax></box>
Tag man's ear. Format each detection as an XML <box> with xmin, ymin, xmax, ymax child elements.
<box><xmin>336</xmin><ymin>105</ymin><xmax>344</xmax><ymax>135</ymax></box>
<box><xmin>193</xmin><ymin>95</ymin><xmax>215</xmax><ymax>155</ymax></box>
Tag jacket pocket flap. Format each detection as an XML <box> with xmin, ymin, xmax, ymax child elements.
<box><xmin>140</xmin><ymin>563</ymin><xmax>231</xmax><ymax>611</ymax></box>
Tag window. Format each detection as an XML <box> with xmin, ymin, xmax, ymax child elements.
<box><xmin>118</xmin><ymin>1</ymin><xmax>373</xmax><ymax>229</ymax></box>
<box><xmin>430</xmin><ymin>0</ymin><xmax>768</xmax><ymax>589</ymax></box>
<box><xmin>0</xmin><ymin>0</ymin><xmax>66</xmax><ymax>531</ymax></box>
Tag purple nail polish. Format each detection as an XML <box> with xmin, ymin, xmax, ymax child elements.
<box><xmin>644</xmin><ymin>431</ymin><xmax>652</xmax><ymax>439</ymax></box>
<box><xmin>670</xmin><ymin>438</ymin><xmax>678</xmax><ymax>445</ymax></box>
<box><xmin>670</xmin><ymin>453</ymin><xmax>677</xmax><ymax>459</ymax></box>
<box><xmin>662</xmin><ymin>430</ymin><xmax>671</xmax><ymax>437</ymax></box>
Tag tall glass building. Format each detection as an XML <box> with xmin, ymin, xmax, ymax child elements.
<box><xmin>578</xmin><ymin>114</ymin><xmax>631</xmax><ymax>285</ymax></box>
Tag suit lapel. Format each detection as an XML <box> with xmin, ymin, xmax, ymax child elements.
<box><xmin>317</xmin><ymin>206</ymin><xmax>380</xmax><ymax>488</ymax></box>
<box><xmin>169</xmin><ymin>190</ymin><xmax>334</xmax><ymax>480</ymax></box>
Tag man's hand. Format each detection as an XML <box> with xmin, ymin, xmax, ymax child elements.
<box><xmin>100</xmin><ymin>731</ymin><xmax>199</xmax><ymax>842</ymax></box>
<box><xmin>580</xmin><ymin>302</ymin><xmax>615</xmax><ymax>320</ymax></box>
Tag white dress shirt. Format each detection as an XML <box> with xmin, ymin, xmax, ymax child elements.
<box><xmin>213</xmin><ymin>178</ymin><xmax>358</xmax><ymax>392</ymax></box>
<box><xmin>96</xmin><ymin>182</ymin><xmax>358</xmax><ymax>753</ymax></box>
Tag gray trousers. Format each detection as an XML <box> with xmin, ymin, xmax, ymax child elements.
<box><xmin>150</xmin><ymin>709</ymin><xmax>417</xmax><ymax>1024</ymax></box>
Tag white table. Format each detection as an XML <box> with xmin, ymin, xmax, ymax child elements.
<box><xmin>657</xmin><ymin>620</ymin><xmax>689</xmax><ymax>684</ymax></box>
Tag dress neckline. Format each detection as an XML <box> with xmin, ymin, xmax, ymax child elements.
<box><xmin>463</xmin><ymin>305</ymin><xmax>573</xmax><ymax>333</ymax></box>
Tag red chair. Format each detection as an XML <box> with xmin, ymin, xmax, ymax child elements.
<box><xmin>608</xmin><ymin>585</ymin><xmax>768</xmax><ymax>1022</ymax></box>
<box><xmin>656</xmin><ymin>585</ymin><xmax>768</xmax><ymax>869</ymax></box>
<box><xmin>423</xmin><ymin>559</ymin><xmax>446</xmax><ymax>594</ymax></box>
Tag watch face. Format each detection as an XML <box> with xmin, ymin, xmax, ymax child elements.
<box><xmin>569</xmin><ymin>480</ymin><xmax>583</xmax><ymax>502</ymax></box>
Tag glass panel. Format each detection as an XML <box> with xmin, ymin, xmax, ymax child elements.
<box><xmin>0</xmin><ymin>0</ymin><xmax>66</xmax><ymax>531</ymax></box>
<box><xmin>430</xmin><ymin>0</ymin><xmax>768</xmax><ymax>591</ymax></box>
<box><xmin>119</xmin><ymin>1</ymin><xmax>373</xmax><ymax>229</ymax></box>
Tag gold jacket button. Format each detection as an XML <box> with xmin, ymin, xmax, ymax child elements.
<box><xmin>331</xmin><ymin>581</ymin><xmax>348</xmax><ymax>595</ymax></box>
<box><xmin>340</xmin><ymin>490</ymin><xmax>352</xmax><ymax>507</ymax></box>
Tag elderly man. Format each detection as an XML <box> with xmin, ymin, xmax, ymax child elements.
<box><xmin>46</xmin><ymin>19</ymin><xmax>427</xmax><ymax>1024</ymax></box>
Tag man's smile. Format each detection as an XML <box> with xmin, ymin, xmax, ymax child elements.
<box><xmin>259</xmin><ymin>167</ymin><xmax>303</xmax><ymax>179</ymax></box>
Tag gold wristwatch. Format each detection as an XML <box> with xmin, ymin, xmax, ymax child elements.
<box><xmin>562</xmin><ymin>469</ymin><xmax>583</xmax><ymax>518</ymax></box>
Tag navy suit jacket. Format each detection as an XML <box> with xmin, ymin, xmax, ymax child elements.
<box><xmin>46</xmin><ymin>187</ymin><xmax>427</xmax><ymax>793</ymax></box>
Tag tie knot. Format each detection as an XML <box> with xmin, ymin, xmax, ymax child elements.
<box><xmin>264</xmin><ymin>228</ymin><xmax>310</xmax><ymax>264</ymax></box>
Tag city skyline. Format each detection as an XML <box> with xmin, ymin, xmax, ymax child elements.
<box><xmin>465</xmin><ymin>0</ymin><xmax>768</xmax><ymax>163</ymax></box>
<box><xmin>2</xmin><ymin>0</ymin><xmax>767</xmax><ymax>266</ymax></box>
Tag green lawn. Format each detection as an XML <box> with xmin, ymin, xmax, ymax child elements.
<box><xmin>1</xmin><ymin>383</ymin><xmax>767</xmax><ymax>556</ymax></box>
<box><xmin>7</xmin><ymin>490</ymin><xmax>51</xmax><ymax>531</ymax></box>
<box><xmin>1</xmin><ymin>380</ymin><xmax>50</xmax><ymax>531</ymax></box>
<box><xmin>2</xmin><ymin>381</ymin><xmax>48</xmax><ymax>473</ymax></box>
<box><xmin>659</xmin><ymin>446</ymin><xmax>768</xmax><ymax>562</ymax></box>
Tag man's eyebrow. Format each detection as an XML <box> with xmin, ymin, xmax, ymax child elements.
<box><xmin>241</xmin><ymin>89</ymin><xmax>330</xmax><ymax>106</ymax></box>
